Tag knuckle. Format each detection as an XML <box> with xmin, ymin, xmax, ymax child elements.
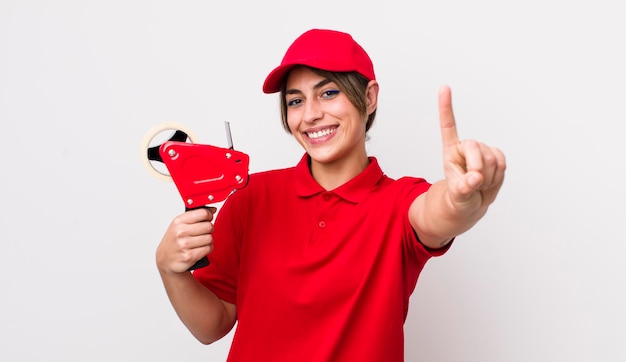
<box><xmin>178</xmin><ymin>237</ymin><xmax>191</xmax><ymax>250</ymax></box>
<box><xmin>174</xmin><ymin>227</ymin><xmax>187</xmax><ymax>239</ymax></box>
<box><xmin>484</xmin><ymin>152</ymin><xmax>497</xmax><ymax>167</ymax></box>
<box><xmin>181</xmin><ymin>250</ymin><xmax>195</xmax><ymax>264</ymax></box>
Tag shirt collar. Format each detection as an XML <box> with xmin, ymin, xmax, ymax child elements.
<box><xmin>294</xmin><ymin>153</ymin><xmax>385</xmax><ymax>204</ymax></box>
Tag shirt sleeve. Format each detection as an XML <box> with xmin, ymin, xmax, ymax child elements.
<box><xmin>191</xmin><ymin>188</ymin><xmax>247</xmax><ymax>305</ymax></box>
<box><xmin>397</xmin><ymin>176</ymin><xmax>453</xmax><ymax>258</ymax></box>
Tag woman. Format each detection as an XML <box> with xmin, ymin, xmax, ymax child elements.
<box><xmin>156</xmin><ymin>28</ymin><xmax>506</xmax><ymax>361</ymax></box>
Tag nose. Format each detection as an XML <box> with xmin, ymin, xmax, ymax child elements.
<box><xmin>302</xmin><ymin>98</ymin><xmax>323</xmax><ymax>124</ymax></box>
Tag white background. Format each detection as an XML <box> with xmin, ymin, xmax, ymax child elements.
<box><xmin>1</xmin><ymin>1</ymin><xmax>624</xmax><ymax>361</ymax></box>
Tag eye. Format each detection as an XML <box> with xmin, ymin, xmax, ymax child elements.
<box><xmin>287</xmin><ymin>98</ymin><xmax>303</xmax><ymax>107</ymax></box>
<box><xmin>321</xmin><ymin>89</ymin><xmax>340</xmax><ymax>99</ymax></box>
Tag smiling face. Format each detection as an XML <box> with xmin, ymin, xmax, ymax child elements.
<box><xmin>284</xmin><ymin>66</ymin><xmax>379</xmax><ymax>177</ymax></box>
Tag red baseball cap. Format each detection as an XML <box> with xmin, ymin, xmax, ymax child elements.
<box><xmin>262</xmin><ymin>29</ymin><xmax>376</xmax><ymax>94</ymax></box>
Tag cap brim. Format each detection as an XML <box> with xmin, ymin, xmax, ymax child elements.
<box><xmin>262</xmin><ymin>63</ymin><xmax>297</xmax><ymax>94</ymax></box>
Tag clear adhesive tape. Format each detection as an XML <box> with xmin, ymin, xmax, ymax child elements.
<box><xmin>140</xmin><ymin>122</ymin><xmax>198</xmax><ymax>182</ymax></box>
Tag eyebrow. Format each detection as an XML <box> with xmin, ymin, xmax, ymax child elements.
<box><xmin>285</xmin><ymin>78</ymin><xmax>333</xmax><ymax>95</ymax></box>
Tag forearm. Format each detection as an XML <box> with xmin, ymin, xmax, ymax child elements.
<box><xmin>410</xmin><ymin>180</ymin><xmax>488</xmax><ymax>249</ymax></box>
<box><xmin>159</xmin><ymin>270</ymin><xmax>236</xmax><ymax>344</ymax></box>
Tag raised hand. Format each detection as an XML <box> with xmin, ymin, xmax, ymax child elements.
<box><xmin>438</xmin><ymin>85</ymin><xmax>506</xmax><ymax>216</ymax></box>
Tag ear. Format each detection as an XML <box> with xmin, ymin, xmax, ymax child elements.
<box><xmin>365</xmin><ymin>80</ymin><xmax>379</xmax><ymax>115</ymax></box>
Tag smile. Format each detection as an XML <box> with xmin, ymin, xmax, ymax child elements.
<box><xmin>306</xmin><ymin>127</ymin><xmax>337</xmax><ymax>139</ymax></box>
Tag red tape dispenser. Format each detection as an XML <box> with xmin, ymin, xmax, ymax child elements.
<box><xmin>143</xmin><ymin>121</ymin><xmax>250</xmax><ymax>270</ymax></box>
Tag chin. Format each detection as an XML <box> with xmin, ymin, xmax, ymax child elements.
<box><xmin>307</xmin><ymin>148</ymin><xmax>342</xmax><ymax>164</ymax></box>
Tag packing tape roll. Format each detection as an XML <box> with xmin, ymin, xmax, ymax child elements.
<box><xmin>141</xmin><ymin>122</ymin><xmax>198</xmax><ymax>182</ymax></box>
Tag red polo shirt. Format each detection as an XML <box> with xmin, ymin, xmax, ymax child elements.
<box><xmin>193</xmin><ymin>154</ymin><xmax>449</xmax><ymax>361</ymax></box>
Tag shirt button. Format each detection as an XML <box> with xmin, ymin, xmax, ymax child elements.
<box><xmin>318</xmin><ymin>221</ymin><xmax>326</xmax><ymax>228</ymax></box>
<box><xmin>323</xmin><ymin>194</ymin><xmax>331</xmax><ymax>201</ymax></box>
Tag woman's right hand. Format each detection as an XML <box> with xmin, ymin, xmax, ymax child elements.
<box><xmin>156</xmin><ymin>207</ymin><xmax>218</xmax><ymax>274</ymax></box>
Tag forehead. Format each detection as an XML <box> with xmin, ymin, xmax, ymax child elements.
<box><xmin>285</xmin><ymin>66</ymin><xmax>331</xmax><ymax>90</ymax></box>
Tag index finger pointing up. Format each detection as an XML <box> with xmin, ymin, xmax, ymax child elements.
<box><xmin>439</xmin><ymin>85</ymin><xmax>459</xmax><ymax>148</ymax></box>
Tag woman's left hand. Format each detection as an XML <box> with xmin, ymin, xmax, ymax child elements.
<box><xmin>438</xmin><ymin>85</ymin><xmax>507</xmax><ymax>216</ymax></box>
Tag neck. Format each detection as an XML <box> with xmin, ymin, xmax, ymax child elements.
<box><xmin>309</xmin><ymin>154</ymin><xmax>370</xmax><ymax>191</ymax></box>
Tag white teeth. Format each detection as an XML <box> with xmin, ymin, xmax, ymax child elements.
<box><xmin>307</xmin><ymin>128</ymin><xmax>335</xmax><ymax>139</ymax></box>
